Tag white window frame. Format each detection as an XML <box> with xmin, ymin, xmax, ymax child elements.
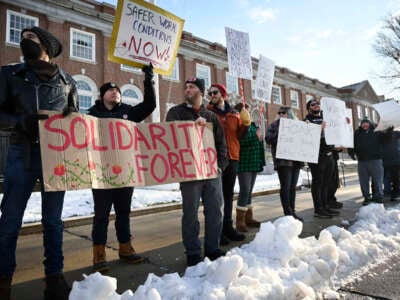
<box><xmin>70</xmin><ymin>28</ymin><xmax>96</xmax><ymax>63</ymax></box>
<box><xmin>289</xmin><ymin>89</ymin><xmax>299</xmax><ymax>108</ymax></box>
<box><xmin>195</xmin><ymin>63</ymin><xmax>211</xmax><ymax>90</ymax></box>
<box><xmin>121</xmin><ymin>64</ymin><xmax>141</xmax><ymax>73</ymax></box>
<box><xmin>271</xmin><ymin>85</ymin><xmax>282</xmax><ymax>104</ymax></box>
<box><xmin>120</xmin><ymin>84</ymin><xmax>143</xmax><ymax>106</ymax></box>
<box><xmin>372</xmin><ymin>110</ymin><xmax>378</xmax><ymax>123</ymax></box>
<box><xmin>225</xmin><ymin>72</ymin><xmax>238</xmax><ymax>95</ymax></box>
<box><xmin>6</xmin><ymin>10</ymin><xmax>38</xmax><ymax>45</ymax></box>
<box><xmin>72</xmin><ymin>74</ymin><xmax>97</xmax><ymax>113</ymax></box>
<box><xmin>357</xmin><ymin>105</ymin><xmax>363</xmax><ymax>119</ymax></box>
<box><xmin>162</xmin><ymin>58</ymin><xmax>180</xmax><ymax>81</ymax></box>
<box><xmin>364</xmin><ymin>107</ymin><xmax>370</xmax><ymax>119</ymax></box>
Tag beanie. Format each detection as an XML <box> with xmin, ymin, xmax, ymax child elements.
<box><xmin>306</xmin><ymin>99</ymin><xmax>319</xmax><ymax>110</ymax></box>
<box><xmin>185</xmin><ymin>77</ymin><xmax>205</xmax><ymax>94</ymax></box>
<box><xmin>100</xmin><ymin>82</ymin><xmax>121</xmax><ymax>98</ymax></box>
<box><xmin>21</xmin><ymin>27</ymin><xmax>62</xmax><ymax>59</ymax></box>
<box><xmin>211</xmin><ymin>83</ymin><xmax>228</xmax><ymax>99</ymax></box>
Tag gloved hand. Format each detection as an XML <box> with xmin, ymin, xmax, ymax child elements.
<box><xmin>62</xmin><ymin>106</ymin><xmax>77</xmax><ymax>117</ymax></box>
<box><xmin>142</xmin><ymin>62</ymin><xmax>154</xmax><ymax>82</ymax></box>
<box><xmin>17</xmin><ymin>114</ymin><xmax>49</xmax><ymax>139</ymax></box>
<box><xmin>239</xmin><ymin>108</ymin><xmax>251</xmax><ymax>126</ymax></box>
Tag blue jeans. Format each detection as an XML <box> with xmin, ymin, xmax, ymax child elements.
<box><xmin>358</xmin><ymin>159</ymin><xmax>384</xmax><ymax>199</ymax></box>
<box><xmin>180</xmin><ymin>176</ymin><xmax>223</xmax><ymax>256</ymax></box>
<box><xmin>237</xmin><ymin>172</ymin><xmax>257</xmax><ymax>207</ymax></box>
<box><xmin>92</xmin><ymin>187</ymin><xmax>133</xmax><ymax>244</ymax></box>
<box><xmin>0</xmin><ymin>144</ymin><xmax>65</xmax><ymax>277</ymax></box>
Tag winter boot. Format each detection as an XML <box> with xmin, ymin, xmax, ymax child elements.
<box><xmin>223</xmin><ymin>221</ymin><xmax>245</xmax><ymax>241</ymax></box>
<box><xmin>245</xmin><ymin>206</ymin><xmax>261</xmax><ymax>228</ymax></box>
<box><xmin>0</xmin><ymin>276</ymin><xmax>12</xmax><ymax>300</ymax></box>
<box><xmin>119</xmin><ymin>242</ymin><xmax>145</xmax><ymax>264</ymax></box>
<box><xmin>44</xmin><ymin>273</ymin><xmax>71</xmax><ymax>300</ymax></box>
<box><xmin>205</xmin><ymin>249</ymin><xmax>226</xmax><ymax>261</ymax></box>
<box><xmin>93</xmin><ymin>244</ymin><xmax>109</xmax><ymax>273</ymax></box>
<box><xmin>236</xmin><ymin>207</ymin><xmax>248</xmax><ymax>232</ymax></box>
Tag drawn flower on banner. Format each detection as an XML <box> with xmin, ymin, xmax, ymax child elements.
<box><xmin>54</xmin><ymin>164</ymin><xmax>66</xmax><ymax>176</ymax></box>
<box><xmin>112</xmin><ymin>165</ymin><xmax>122</xmax><ymax>175</ymax></box>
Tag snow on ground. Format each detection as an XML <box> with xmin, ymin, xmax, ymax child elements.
<box><xmin>70</xmin><ymin>203</ymin><xmax>400</xmax><ymax>300</ymax></box>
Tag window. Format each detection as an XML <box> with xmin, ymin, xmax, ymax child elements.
<box><xmin>372</xmin><ymin>110</ymin><xmax>378</xmax><ymax>123</ymax></box>
<box><xmin>290</xmin><ymin>89</ymin><xmax>299</xmax><ymax>108</ymax></box>
<box><xmin>364</xmin><ymin>107</ymin><xmax>370</xmax><ymax>119</ymax></box>
<box><xmin>6</xmin><ymin>10</ymin><xmax>38</xmax><ymax>45</ymax></box>
<box><xmin>163</xmin><ymin>58</ymin><xmax>179</xmax><ymax>81</ymax></box>
<box><xmin>73</xmin><ymin>75</ymin><xmax>97</xmax><ymax>113</ymax></box>
<box><xmin>196</xmin><ymin>63</ymin><xmax>211</xmax><ymax>89</ymax></box>
<box><xmin>357</xmin><ymin>105</ymin><xmax>362</xmax><ymax>119</ymax></box>
<box><xmin>70</xmin><ymin>28</ymin><xmax>95</xmax><ymax>62</ymax></box>
<box><xmin>121</xmin><ymin>84</ymin><xmax>143</xmax><ymax>107</ymax></box>
<box><xmin>121</xmin><ymin>64</ymin><xmax>141</xmax><ymax>73</ymax></box>
<box><xmin>271</xmin><ymin>85</ymin><xmax>282</xmax><ymax>104</ymax></box>
<box><xmin>226</xmin><ymin>72</ymin><xmax>238</xmax><ymax>95</ymax></box>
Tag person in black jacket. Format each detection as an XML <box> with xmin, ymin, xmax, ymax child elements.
<box><xmin>166</xmin><ymin>77</ymin><xmax>228</xmax><ymax>267</ymax></box>
<box><xmin>382</xmin><ymin>128</ymin><xmax>400</xmax><ymax>201</ymax></box>
<box><xmin>304</xmin><ymin>99</ymin><xmax>339</xmax><ymax>218</ymax></box>
<box><xmin>88</xmin><ymin>64</ymin><xmax>155</xmax><ymax>273</ymax></box>
<box><xmin>0</xmin><ymin>27</ymin><xmax>78</xmax><ymax>300</ymax></box>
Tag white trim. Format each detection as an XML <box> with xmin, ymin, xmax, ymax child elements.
<box><xmin>162</xmin><ymin>58</ymin><xmax>180</xmax><ymax>81</ymax></box>
<box><xmin>120</xmin><ymin>84</ymin><xmax>143</xmax><ymax>105</ymax></box>
<box><xmin>6</xmin><ymin>10</ymin><xmax>38</xmax><ymax>45</ymax></box>
<box><xmin>72</xmin><ymin>74</ymin><xmax>97</xmax><ymax>112</ymax></box>
<box><xmin>196</xmin><ymin>63</ymin><xmax>211</xmax><ymax>89</ymax></box>
<box><xmin>121</xmin><ymin>64</ymin><xmax>141</xmax><ymax>73</ymax></box>
<box><xmin>290</xmin><ymin>89</ymin><xmax>299</xmax><ymax>108</ymax></box>
<box><xmin>226</xmin><ymin>72</ymin><xmax>238</xmax><ymax>95</ymax></box>
<box><xmin>70</xmin><ymin>28</ymin><xmax>96</xmax><ymax>63</ymax></box>
<box><xmin>271</xmin><ymin>85</ymin><xmax>282</xmax><ymax>104</ymax></box>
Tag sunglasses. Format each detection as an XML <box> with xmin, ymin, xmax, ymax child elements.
<box><xmin>278</xmin><ymin>111</ymin><xmax>287</xmax><ymax>115</ymax></box>
<box><xmin>310</xmin><ymin>102</ymin><xmax>320</xmax><ymax>107</ymax></box>
<box><xmin>208</xmin><ymin>90</ymin><xmax>219</xmax><ymax>96</ymax></box>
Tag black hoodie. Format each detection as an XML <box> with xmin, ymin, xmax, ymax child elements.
<box><xmin>354</xmin><ymin>119</ymin><xmax>384</xmax><ymax>161</ymax></box>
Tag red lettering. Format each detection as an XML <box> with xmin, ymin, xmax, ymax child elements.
<box><xmin>129</xmin><ymin>35</ymin><xmax>142</xmax><ymax>54</ymax></box>
<box><xmin>169</xmin><ymin>123</ymin><xmax>178</xmax><ymax>149</ymax></box>
<box><xmin>109</xmin><ymin>122</ymin><xmax>116</xmax><ymax>150</ymax></box>
<box><xmin>45</xmin><ymin>115</ymin><xmax>70</xmax><ymax>151</ymax></box>
<box><xmin>179</xmin><ymin>149</ymin><xmax>196</xmax><ymax>179</ymax></box>
<box><xmin>155</xmin><ymin>45</ymin><xmax>170</xmax><ymax>61</ymax></box>
<box><xmin>90</xmin><ymin>119</ymin><xmax>108</xmax><ymax>151</ymax></box>
<box><xmin>150</xmin><ymin>154</ymin><xmax>169</xmax><ymax>183</ymax></box>
<box><xmin>143</xmin><ymin>41</ymin><xmax>154</xmax><ymax>57</ymax></box>
<box><xmin>134</xmin><ymin>154</ymin><xmax>149</xmax><ymax>184</ymax></box>
<box><xmin>134</xmin><ymin>126</ymin><xmax>151</xmax><ymax>151</ymax></box>
<box><xmin>206</xmin><ymin>148</ymin><xmax>218</xmax><ymax>176</ymax></box>
<box><xmin>195</xmin><ymin>124</ymin><xmax>206</xmax><ymax>149</ymax></box>
<box><xmin>167</xmin><ymin>152</ymin><xmax>182</xmax><ymax>178</ymax></box>
<box><xmin>70</xmin><ymin>117</ymin><xmax>89</xmax><ymax>149</ymax></box>
<box><xmin>177</xmin><ymin>123</ymin><xmax>193</xmax><ymax>148</ymax></box>
<box><xmin>116</xmin><ymin>121</ymin><xmax>133</xmax><ymax>150</ymax></box>
<box><xmin>189</xmin><ymin>149</ymin><xmax>204</xmax><ymax>176</ymax></box>
<box><xmin>149</xmin><ymin>124</ymin><xmax>169</xmax><ymax>151</ymax></box>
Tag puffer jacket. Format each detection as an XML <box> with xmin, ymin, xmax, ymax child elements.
<box><xmin>166</xmin><ymin>102</ymin><xmax>228</xmax><ymax>171</ymax></box>
<box><xmin>0</xmin><ymin>63</ymin><xmax>78</xmax><ymax>143</ymax></box>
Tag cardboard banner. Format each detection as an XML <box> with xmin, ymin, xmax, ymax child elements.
<box><xmin>339</xmin><ymin>108</ymin><xmax>354</xmax><ymax>148</ymax></box>
<box><xmin>108</xmin><ymin>0</ymin><xmax>184</xmax><ymax>75</ymax></box>
<box><xmin>320</xmin><ymin>97</ymin><xmax>349</xmax><ymax>146</ymax></box>
<box><xmin>276</xmin><ymin>118</ymin><xmax>321</xmax><ymax>164</ymax></box>
<box><xmin>373</xmin><ymin>100</ymin><xmax>400</xmax><ymax>131</ymax></box>
<box><xmin>225</xmin><ymin>27</ymin><xmax>253</xmax><ymax>80</ymax></box>
<box><xmin>254</xmin><ymin>55</ymin><xmax>275</xmax><ymax>103</ymax></box>
<box><xmin>39</xmin><ymin>113</ymin><xmax>218</xmax><ymax>191</ymax></box>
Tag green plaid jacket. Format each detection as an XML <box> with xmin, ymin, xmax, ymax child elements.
<box><xmin>238</xmin><ymin>123</ymin><xmax>266</xmax><ymax>172</ymax></box>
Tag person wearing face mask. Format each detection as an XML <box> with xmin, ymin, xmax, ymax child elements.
<box><xmin>0</xmin><ymin>27</ymin><xmax>78</xmax><ymax>300</ymax></box>
<box><xmin>207</xmin><ymin>84</ymin><xmax>250</xmax><ymax>244</ymax></box>
<box><xmin>304</xmin><ymin>99</ymin><xmax>339</xmax><ymax>219</ymax></box>
<box><xmin>266</xmin><ymin>106</ymin><xmax>304</xmax><ymax>221</ymax></box>
<box><xmin>87</xmin><ymin>65</ymin><xmax>155</xmax><ymax>273</ymax></box>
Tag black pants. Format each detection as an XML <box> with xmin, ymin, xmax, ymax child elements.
<box><xmin>389</xmin><ymin>165</ymin><xmax>400</xmax><ymax>197</ymax></box>
<box><xmin>309</xmin><ymin>155</ymin><xmax>335</xmax><ymax>211</ymax></box>
<box><xmin>328</xmin><ymin>159</ymin><xmax>339</xmax><ymax>203</ymax></box>
<box><xmin>277</xmin><ymin>166</ymin><xmax>300</xmax><ymax>215</ymax></box>
<box><xmin>222</xmin><ymin>160</ymin><xmax>238</xmax><ymax>223</ymax></box>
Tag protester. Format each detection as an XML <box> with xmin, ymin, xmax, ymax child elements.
<box><xmin>327</xmin><ymin>150</ymin><xmax>344</xmax><ymax>209</ymax></box>
<box><xmin>266</xmin><ymin>106</ymin><xmax>304</xmax><ymax>221</ymax></box>
<box><xmin>207</xmin><ymin>84</ymin><xmax>249</xmax><ymax>244</ymax></box>
<box><xmin>353</xmin><ymin>117</ymin><xmax>386</xmax><ymax>205</ymax></box>
<box><xmin>234</xmin><ymin>103</ymin><xmax>266</xmax><ymax>232</ymax></box>
<box><xmin>304</xmin><ymin>99</ymin><xmax>339</xmax><ymax>218</ymax></box>
<box><xmin>382</xmin><ymin>128</ymin><xmax>400</xmax><ymax>201</ymax></box>
<box><xmin>166</xmin><ymin>77</ymin><xmax>228</xmax><ymax>266</ymax></box>
<box><xmin>87</xmin><ymin>65</ymin><xmax>156</xmax><ymax>273</ymax></box>
<box><xmin>0</xmin><ymin>27</ymin><xmax>78</xmax><ymax>300</ymax></box>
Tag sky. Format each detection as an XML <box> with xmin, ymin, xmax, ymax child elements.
<box><xmin>69</xmin><ymin>203</ymin><xmax>400</xmax><ymax>299</ymax></box>
<box><xmin>100</xmin><ymin>0</ymin><xmax>400</xmax><ymax>99</ymax></box>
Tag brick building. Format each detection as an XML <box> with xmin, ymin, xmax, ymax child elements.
<box><xmin>0</xmin><ymin>0</ymin><xmax>386</xmax><ymax>178</ymax></box>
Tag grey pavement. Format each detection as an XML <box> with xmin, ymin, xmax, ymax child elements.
<box><xmin>9</xmin><ymin>174</ymin><xmax>400</xmax><ymax>300</ymax></box>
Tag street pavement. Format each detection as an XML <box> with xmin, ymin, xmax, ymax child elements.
<box><xmin>10</xmin><ymin>175</ymin><xmax>400</xmax><ymax>300</ymax></box>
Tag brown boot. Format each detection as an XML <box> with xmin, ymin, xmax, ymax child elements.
<box><xmin>236</xmin><ymin>207</ymin><xmax>248</xmax><ymax>232</ymax></box>
<box><xmin>119</xmin><ymin>242</ymin><xmax>145</xmax><ymax>264</ymax></box>
<box><xmin>246</xmin><ymin>206</ymin><xmax>260</xmax><ymax>228</ymax></box>
<box><xmin>0</xmin><ymin>276</ymin><xmax>12</xmax><ymax>300</ymax></box>
<box><xmin>93</xmin><ymin>244</ymin><xmax>109</xmax><ymax>273</ymax></box>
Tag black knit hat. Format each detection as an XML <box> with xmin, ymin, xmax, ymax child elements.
<box><xmin>306</xmin><ymin>99</ymin><xmax>319</xmax><ymax>110</ymax></box>
<box><xmin>21</xmin><ymin>27</ymin><xmax>62</xmax><ymax>59</ymax></box>
<box><xmin>100</xmin><ymin>82</ymin><xmax>121</xmax><ymax>98</ymax></box>
<box><xmin>185</xmin><ymin>77</ymin><xmax>205</xmax><ymax>94</ymax></box>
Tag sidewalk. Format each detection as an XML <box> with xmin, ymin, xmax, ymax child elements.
<box><xmin>10</xmin><ymin>174</ymin><xmax>384</xmax><ymax>299</ymax></box>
